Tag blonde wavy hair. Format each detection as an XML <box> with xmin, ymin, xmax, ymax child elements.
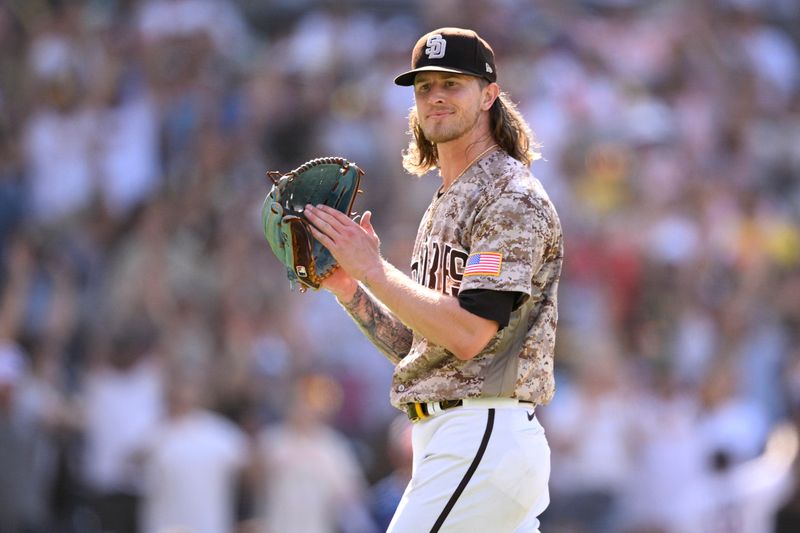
<box><xmin>402</xmin><ymin>83</ymin><xmax>541</xmax><ymax>176</ymax></box>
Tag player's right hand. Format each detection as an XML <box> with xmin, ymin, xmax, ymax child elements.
<box><xmin>307</xmin><ymin>207</ymin><xmax>382</xmax><ymax>286</ymax></box>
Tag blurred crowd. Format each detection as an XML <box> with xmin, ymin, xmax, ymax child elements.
<box><xmin>0</xmin><ymin>0</ymin><xmax>799</xmax><ymax>532</ymax></box>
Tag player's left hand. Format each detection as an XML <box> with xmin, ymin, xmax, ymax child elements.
<box><xmin>305</xmin><ymin>205</ymin><xmax>382</xmax><ymax>283</ymax></box>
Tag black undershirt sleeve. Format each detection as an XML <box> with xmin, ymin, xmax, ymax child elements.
<box><xmin>457</xmin><ymin>289</ymin><xmax>525</xmax><ymax>330</ymax></box>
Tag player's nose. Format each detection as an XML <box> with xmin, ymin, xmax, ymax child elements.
<box><xmin>424</xmin><ymin>85</ymin><xmax>447</xmax><ymax>105</ymax></box>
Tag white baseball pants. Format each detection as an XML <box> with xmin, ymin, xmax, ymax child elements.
<box><xmin>387</xmin><ymin>399</ymin><xmax>551</xmax><ymax>533</ymax></box>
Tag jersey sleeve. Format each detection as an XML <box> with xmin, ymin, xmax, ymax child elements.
<box><xmin>460</xmin><ymin>188</ymin><xmax>557</xmax><ymax>299</ymax></box>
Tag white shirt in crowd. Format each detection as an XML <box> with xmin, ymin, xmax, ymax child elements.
<box><xmin>82</xmin><ymin>360</ymin><xmax>163</xmax><ymax>494</ymax></box>
<box><xmin>141</xmin><ymin>409</ymin><xmax>248</xmax><ymax>533</ymax></box>
<box><xmin>257</xmin><ymin>422</ymin><xmax>370</xmax><ymax>533</ymax></box>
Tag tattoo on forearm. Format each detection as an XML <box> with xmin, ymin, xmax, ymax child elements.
<box><xmin>342</xmin><ymin>285</ymin><xmax>413</xmax><ymax>364</ymax></box>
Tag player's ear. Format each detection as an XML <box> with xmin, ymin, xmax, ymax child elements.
<box><xmin>481</xmin><ymin>82</ymin><xmax>500</xmax><ymax>111</ymax></box>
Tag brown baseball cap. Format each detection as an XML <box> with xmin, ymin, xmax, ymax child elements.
<box><xmin>394</xmin><ymin>27</ymin><xmax>497</xmax><ymax>86</ymax></box>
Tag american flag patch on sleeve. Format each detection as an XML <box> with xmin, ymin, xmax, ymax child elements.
<box><xmin>463</xmin><ymin>252</ymin><xmax>503</xmax><ymax>277</ymax></box>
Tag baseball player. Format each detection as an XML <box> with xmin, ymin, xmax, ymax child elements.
<box><xmin>305</xmin><ymin>27</ymin><xmax>563</xmax><ymax>533</ymax></box>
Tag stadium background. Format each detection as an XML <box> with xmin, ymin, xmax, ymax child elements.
<box><xmin>0</xmin><ymin>0</ymin><xmax>799</xmax><ymax>532</ymax></box>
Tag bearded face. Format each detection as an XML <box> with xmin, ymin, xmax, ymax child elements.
<box><xmin>414</xmin><ymin>73</ymin><xmax>485</xmax><ymax>144</ymax></box>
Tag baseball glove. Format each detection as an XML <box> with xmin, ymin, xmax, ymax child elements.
<box><xmin>262</xmin><ymin>157</ymin><xmax>364</xmax><ymax>292</ymax></box>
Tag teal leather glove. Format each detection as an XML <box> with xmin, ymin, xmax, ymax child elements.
<box><xmin>262</xmin><ymin>157</ymin><xmax>364</xmax><ymax>291</ymax></box>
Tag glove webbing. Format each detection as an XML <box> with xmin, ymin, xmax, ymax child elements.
<box><xmin>268</xmin><ymin>157</ymin><xmax>353</xmax><ymax>186</ymax></box>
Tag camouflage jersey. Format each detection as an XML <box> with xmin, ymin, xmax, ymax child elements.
<box><xmin>390</xmin><ymin>149</ymin><xmax>563</xmax><ymax>409</ymax></box>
